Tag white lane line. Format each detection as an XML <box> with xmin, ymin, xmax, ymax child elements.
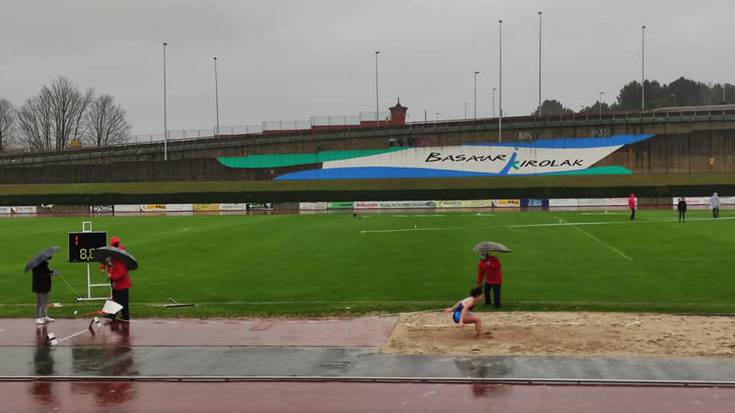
<box><xmin>555</xmin><ymin>216</ymin><xmax>633</xmax><ymax>262</ymax></box>
<box><xmin>361</xmin><ymin>216</ymin><xmax>735</xmax><ymax>234</ymax></box>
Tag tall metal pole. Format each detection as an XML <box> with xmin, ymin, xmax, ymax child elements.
<box><xmin>474</xmin><ymin>71</ymin><xmax>480</xmax><ymax>120</ymax></box>
<box><xmin>641</xmin><ymin>25</ymin><xmax>646</xmax><ymax>111</ymax></box>
<box><xmin>464</xmin><ymin>102</ymin><xmax>468</xmax><ymax>120</ymax></box>
<box><xmin>538</xmin><ymin>11</ymin><xmax>542</xmax><ymax>116</ymax></box>
<box><xmin>492</xmin><ymin>87</ymin><xmax>496</xmax><ymax>118</ymax></box>
<box><xmin>163</xmin><ymin>42</ymin><xmax>168</xmax><ymax>161</ymax></box>
<box><xmin>375</xmin><ymin>51</ymin><xmax>380</xmax><ymax>125</ymax></box>
<box><xmin>723</xmin><ymin>83</ymin><xmax>727</xmax><ymax>103</ymax></box>
<box><xmin>498</xmin><ymin>20</ymin><xmax>503</xmax><ymax>143</ymax></box>
<box><xmin>214</xmin><ymin>57</ymin><xmax>220</xmax><ymax>136</ymax></box>
<box><xmin>599</xmin><ymin>91</ymin><xmax>605</xmax><ymax>120</ymax></box>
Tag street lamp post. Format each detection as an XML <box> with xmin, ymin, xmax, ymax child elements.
<box><xmin>599</xmin><ymin>91</ymin><xmax>605</xmax><ymax>120</ymax></box>
<box><xmin>537</xmin><ymin>11</ymin><xmax>542</xmax><ymax>116</ymax></box>
<box><xmin>375</xmin><ymin>51</ymin><xmax>380</xmax><ymax>125</ymax></box>
<box><xmin>492</xmin><ymin>87</ymin><xmax>496</xmax><ymax>118</ymax></box>
<box><xmin>498</xmin><ymin>19</ymin><xmax>503</xmax><ymax>142</ymax></box>
<box><xmin>641</xmin><ymin>25</ymin><xmax>646</xmax><ymax>111</ymax></box>
<box><xmin>213</xmin><ymin>57</ymin><xmax>220</xmax><ymax>136</ymax></box>
<box><xmin>474</xmin><ymin>71</ymin><xmax>480</xmax><ymax>120</ymax></box>
<box><xmin>162</xmin><ymin>41</ymin><xmax>168</xmax><ymax>161</ymax></box>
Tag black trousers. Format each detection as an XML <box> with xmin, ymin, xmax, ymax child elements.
<box><xmin>630</xmin><ymin>208</ymin><xmax>636</xmax><ymax>220</ymax></box>
<box><xmin>484</xmin><ymin>283</ymin><xmax>502</xmax><ymax>307</ymax></box>
<box><xmin>112</xmin><ymin>288</ymin><xmax>130</xmax><ymax>320</ymax></box>
<box><xmin>713</xmin><ymin>207</ymin><xmax>720</xmax><ymax>218</ymax></box>
<box><xmin>678</xmin><ymin>210</ymin><xmax>686</xmax><ymax>222</ymax></box>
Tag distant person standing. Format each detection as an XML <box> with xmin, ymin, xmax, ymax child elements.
<box><xmin>476</xmin><ymin>253</ymin><xmax>503</xmax><ymax>307</ymax></box>
<box><xmin>677</xmin><ymin>197</ymin><xmax>687</xmax><ymax>223</ymax></box>
<box><xmin>710</xmin><ymin>192</ymin><xmax>721</xmax><ymax>218</ymax></box>
<box><xmin>628</xmin><ymin>193</ymin><xmax>637</xmax><ymax>220</ymax></box>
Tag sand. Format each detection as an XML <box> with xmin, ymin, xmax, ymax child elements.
<box><xmin>382</xmin><ymin>311</ymin><xmax>735</xmax><ymax>357</ymax></box>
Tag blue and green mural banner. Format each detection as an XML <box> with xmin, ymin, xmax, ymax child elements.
<box><xmin>218</xmin><ymin>134</ymin><xmax>655</xmax><ymax>180</ymax></box>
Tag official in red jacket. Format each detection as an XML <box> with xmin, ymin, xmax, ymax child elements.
<box><xmin>476</xmin><ymin>253</ymin><xmax>503</xmax><ymax>307</ymax></box>
<box><xmin>102</xmin><ymin>236</ymin><xmax>131</xmax><ymax>320</ymax></box>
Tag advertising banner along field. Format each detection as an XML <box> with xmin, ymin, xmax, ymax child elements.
<box><xmin>218</xmin><ymin>134</ymin><xmax>655</xmax><ymax>180</ymax></box>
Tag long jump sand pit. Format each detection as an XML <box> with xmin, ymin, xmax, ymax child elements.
<box><xmin>382</xmin><ymin>311</ymin><xmax>735</xmax><ymax>357</ymax></box>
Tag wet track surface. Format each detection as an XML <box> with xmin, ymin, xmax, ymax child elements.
<box><xmin>2</xmin><ymin>381</ymin><xmax>735</xmax><ymax>413</ymax></box>
<box><xmin>1</xmin><ymin>318</ymin><xmax>734</xmax><ymax>412</ymax></box>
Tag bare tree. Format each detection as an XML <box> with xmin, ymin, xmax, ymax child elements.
<box><xmin>0</xmin><ymin>99</ymin><xmax>16</xmax><ymax>152</ymax></box>
<box><xmin>16</xmin><ymin>77</ymin><xmax>93</xmax><ymax>152</ymax></box>
<box><xmin>83</xmin><ymin>94</ymin><xmax>131</xmax><ymax>147</ymax></box>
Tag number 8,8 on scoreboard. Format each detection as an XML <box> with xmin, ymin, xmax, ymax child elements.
<box><xmin>68</xmin><ymin>232</ymin><xmax>107</xmax><ymax>263</ymax></box>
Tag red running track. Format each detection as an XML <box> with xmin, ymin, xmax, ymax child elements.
<box><xmin>1</xmin><ymin>381</ymin><xmax>733</xmax><ymax>413</ymax></box>
<box><xmin>0</xmin><ymin>317</ymin><xmax>396</xmax><ymax>347</ymax></box>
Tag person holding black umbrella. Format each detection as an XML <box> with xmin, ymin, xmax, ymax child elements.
<box><xmin>102</xmin><ymin>236</ymin><xmax>132</xmax><ymax>321</ymax></box>
<box><xmin>32</xmin><ymin>257</ymin><xmax>57</xmax><ymax>325</ymax></box>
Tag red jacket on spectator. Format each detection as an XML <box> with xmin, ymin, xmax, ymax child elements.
<box><xmin>476</xmin><ymin>255</ymin><xmax>502</xmax><ymax>285</ymax></box>
<box><xmin>109</xmin><ymin>258</ymin><xmax>131</xmax><ymax>290</ymax></box>
<box><xmin>101</xmin><ymin>236</ymin><xmax>131</xmax><ymax>290</ymax></box>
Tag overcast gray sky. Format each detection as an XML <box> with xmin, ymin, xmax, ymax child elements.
<box><xmin>2</xmin><ymin>0</ymin><xmax>733</xmax><ymax>135</ymax></box>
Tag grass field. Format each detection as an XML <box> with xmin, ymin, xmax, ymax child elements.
<box><xmin>1</xmin><ymin>208</ymin><xmax>734</xmax><ymax>318</ymax></box>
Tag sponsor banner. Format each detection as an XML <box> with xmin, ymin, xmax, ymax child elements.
<box><xmin>549</xmin><ymin>199</ymin><xmax>579</xmax><ymax>207</ymax></box>
<box><xmin>577</xmin><ymin>198</ymin><xmax>628</xmax><ymax>207</ymax></box>
<box><xmin>193</xmin><ymin>203</ymin><xmax>221</xmax><ymax>212</ymax></box>
<box><xmin>521</xmin><ymin>199</ymin><xmax>549</xmax><ymax>208</ymax></box>
<box><xmin>114</xmin><ymin>204</ymin><xmax>141</xmax><ymax>213</ymax></box>
<box><xmin>674</xmin><ymin>197</ymin><xmax>709</xmax><ymax>206</ymax></box>
<box><xmin>492</xmin><ymin>199</ymin><xmax>521</xmax><ymax>208</ymax></box>
<box><xmin>89</xmin><ymin>205</ymin><xmax>114</xmax><ymax>214</ymax></box>
<box><xmin>0</xmin><ymin>206</ymin><xmax>11</xmax><ymax>214</ymax></box>
<box><xmin>299</xmin><ymin>202</ymin><xmax>328</xmax><ymax>210</ymax></box>
<box><xmin>436</xmin><ymin>200</ymin><xmax>495</xmax><ymax>208</ymax></box>
<box><xmin>12</xmin><ymin>206</ymin><xmax>37</xmax><ymax>214</ymax></box>
<box><xmin>166</xmin><ymin>204</ymin><xmax>194</xmax><ymax>212</ymax></box>
<box><xmin>672</xmin><ymin>196</ymin><xmax>735</xmax><ymax>208</ymax></box>
<box><xmin>271</xmin><ymin>135</ymin><xmax>653</xmax><ymax>180</ymax></box>
<box><xmin>327</xmin><ymin>201</ymin><xmax>354</xmax><ymax>209</ymax></box>
<box><xmin>141</xmin><ymin>204</ymin><xmax>166</xmax><ymax>212</ymax></box>
<box><xmin>577</xmin><ymin>198</ymin><xmax>609</xmax><ymax>207</ymax></box>
<box><xmin>219</xmin><ymin>203</ymin><xmax>248</xmax><ymax>211</ymax></box>
<box><xmin>354</xmin><ymin>201</ymin><xmax>380</xmax><ymax>210</ymax></box>
<box><xmin>605</xmin><ymin>197</ymin><xmax>629</xmax><ymax>206</ymax></box>
<box><xmin>247</xmin><ymin>202</ymin><xmax>273</xmax><ymax>210</ymax></box>
<box><xmin>377</xmin><ymin>200</ymin><xmax>436</xmax><ymax>209</ymax></box>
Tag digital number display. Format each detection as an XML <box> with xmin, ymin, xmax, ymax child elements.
<box><xmin>68</xmin><ymin>232</ymin><xmax>107</xmax><ymax>263</ymax></box>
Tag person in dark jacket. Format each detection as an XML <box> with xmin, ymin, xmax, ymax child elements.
<box><xmin>32</xmin><ymin>258</ymin><xmax>56</xmax><ymax>325</ymax></box>
<box><xmin>677</xmin><ymin>197</ymin><xmax>687</xmax><ymax>223</ymax></box>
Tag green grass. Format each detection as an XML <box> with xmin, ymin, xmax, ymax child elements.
<box><xmin>1</xmin><ymin>208</ymin><xmax>734</xmax><ymax>318</ymax></box>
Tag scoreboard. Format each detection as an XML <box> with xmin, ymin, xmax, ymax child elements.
<box><xmin>68</xmin><ymin>232</ymin><xmax>107</xmax><ymax>263</ymax></box>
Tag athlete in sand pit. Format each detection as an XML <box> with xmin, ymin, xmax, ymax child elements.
<box><xmin>445</xmin><ymin>286</ymin><xmax>484</xmax><ymax>337</ymax></box>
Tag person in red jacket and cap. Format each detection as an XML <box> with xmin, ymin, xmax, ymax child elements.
<box><xmin>101</xmin><ymin>236</ymin><xmax>131</xmax><ymax>320</ymax></box>
<box><xmin>628</xmin><ymin>193</ymin><xmax>637</xmax><ymax>220</ymax></box>
<box><xmin>476</xmin><ymin>253</ymin><xmax>503</xmax><ymax>307</ymax></box>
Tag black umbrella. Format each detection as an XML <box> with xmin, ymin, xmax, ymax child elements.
<box><xmin>94</xmin><ymin>246</ymin><xmax>139</xmax><ymax>270</ymax></box>
<box><xmin>25</xmin><ymin>247</ymin><xmax>61</xmax><ymax>272</ymax></box>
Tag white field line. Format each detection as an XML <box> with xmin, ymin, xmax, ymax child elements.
<box><xmin>555</xmin><ymin>215</ymin><xmax>633</xmax><ymax>262</ymax></box>
<box><xmin>360</xmin><ymin>215</ymin><xmax>735</xmax><ymax>234</ymax></box>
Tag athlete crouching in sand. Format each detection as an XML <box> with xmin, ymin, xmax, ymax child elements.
<box><xmin>445</xmin><ymin>286</ymin><xmax>484</xmax><ymax>337</ymax></box>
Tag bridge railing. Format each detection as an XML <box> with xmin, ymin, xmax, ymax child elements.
<box><xmin>4</xmin><ymin>108</ymin><xmax>735</xmax><ymax>163</ymax></box>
